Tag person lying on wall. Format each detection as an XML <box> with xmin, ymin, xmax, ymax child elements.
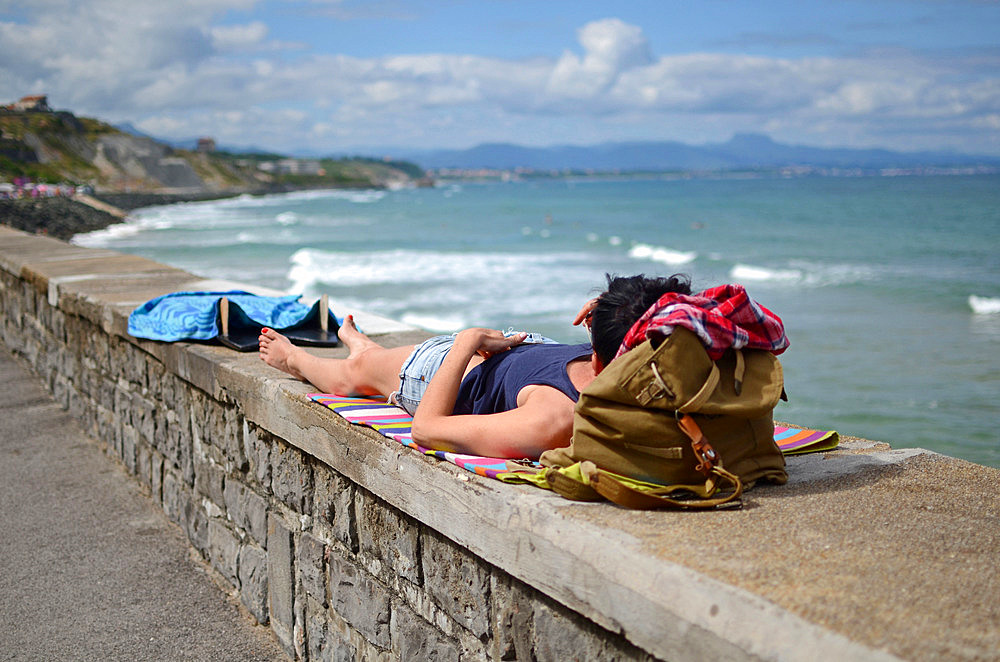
<box><xmin>258</xmin><ymin>274</ymin><xmax>693</xmax><ymax>459</ymax></box>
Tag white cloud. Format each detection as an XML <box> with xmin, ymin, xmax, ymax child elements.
<box><xmin>211</xmin><ymin>22</ymin><xmax>269</xmax><ymax>51</ymax></box>
<box><xmin>0</xmin><ymin>5</ymin><xmax>997</xmax><ymax>154</ymax></box>
<box><xmin>546</xmin><ymin>18</ymin><xmax>652</xmax><ymax>99</ymax></box>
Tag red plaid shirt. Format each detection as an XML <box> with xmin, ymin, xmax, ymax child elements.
<box><xmin>617</xmin><ymin>284</ymin><xmax>789</xmax><ymax>361</ymax></box>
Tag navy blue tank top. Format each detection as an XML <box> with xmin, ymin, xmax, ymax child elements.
<box><xmin>453</xmin><ymin>343</ymin><xmax>592</xmax><ymax>415</ymax></box>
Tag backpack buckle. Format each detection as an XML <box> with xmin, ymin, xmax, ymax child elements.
<box><xmin>648</xmin><ymin>361</ymin><xmax>675</xmax><ymax>400</ymax></box>
<box><xmin>676</xmin><ymin>412</ymin><xmax>719</xmax><ymax>476</ymax></box>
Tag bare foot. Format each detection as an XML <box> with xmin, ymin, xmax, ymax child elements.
<box><xmin>338</xmin><ymin>314</ymin><xmax>380</xmax><ymax>358</ymax></box>
<box><xmin>259</xmin><ymin>328</ymin><xmax>305</xmax><ymax>379</ymax></box>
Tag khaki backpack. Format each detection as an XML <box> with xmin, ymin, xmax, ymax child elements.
<box><xmin>539</xmin><ymin>327</ymin><xmax>788</xmax><ymax>509</ymax></box>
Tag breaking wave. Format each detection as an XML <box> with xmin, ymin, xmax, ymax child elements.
<box><xmin>969</xmin><ymin>295</ymin><xmax>1000</xmax><ymax>314</ymax></box>
<box><xmin>628</xmin><ymin>243</ymin><xmax>697</xmax><ymax>266</ymax></box>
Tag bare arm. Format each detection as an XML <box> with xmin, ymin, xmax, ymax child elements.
<box><xmin>410</xmin><ymin>328</ymin><xmax>575</xmax><ymax>458</ymax></box>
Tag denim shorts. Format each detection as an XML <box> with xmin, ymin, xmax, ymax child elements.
<box><xmin>392</xmin><ymin>335</ymin><xmax>457</xmax><ymax>416</ymax></box>
<box><xmin>391</xmin><ymin>330</ymin><xmax>556</xmax><ymax>416</ymax></box>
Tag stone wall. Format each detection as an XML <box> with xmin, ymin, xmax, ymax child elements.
<box><xmin>0</xmin><ymin>234</ymin><xmax>655</xmax><ymax>661</ymax></box>
<box><xmin>2</xmin><ymin>228</ymin><xmax>915</xmax><ymax>662</ymax></box>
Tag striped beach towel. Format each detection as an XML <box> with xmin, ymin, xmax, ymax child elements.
<box><xmin>308</xmin><ymin>394</ymin><xmax>839</xmax><ymax>480</ymax></box>
<box><xmin>307</xmin><ymin>395</ymin><xmax>539</xmax><ymax>481</ymax></box>
<box><xmin>773</xmin><ymin>425</ymin><xmax>840</xmax><ymax>455</ymax></box>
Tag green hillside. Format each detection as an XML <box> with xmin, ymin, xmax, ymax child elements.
<box><xmin>0</xmin><ymin>108</ymin><xmax>426</xmax><ymax>193</ymax></box>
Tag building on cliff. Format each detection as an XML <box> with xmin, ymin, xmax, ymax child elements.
<box><xmin>3</xmin><ymin>95</ymin><xmax>52</xmax><ymax>112</ymax></box>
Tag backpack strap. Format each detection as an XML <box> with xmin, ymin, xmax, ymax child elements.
<box><xmin>542</xmin><ymin>461</ymin><xmax>743</xmax><ymax>510</ymax></box>
<box><xmin>589</xmin><ymin>465</ymin><xmax>743</xmax><ymax>510</ymax></box>
<box><xmin>676</xmin><ymin>362</ymin><xmax>720</xmax><ymax>412</ymax></box>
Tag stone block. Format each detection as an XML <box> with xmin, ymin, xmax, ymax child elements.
<box><xmin>166</xmin><ymin>374</ymin><xmax>192</xmax><ymax>426</ymax></box>
<box><xmin>21</xmin><ymin>282</ymin><xmax>35</xmax><ymax>315</ymax></box>
<box><xmin>223</xmin><ymin>479</ymin><xmax>268</xmax><ymax>546</ymax></box>
<box><xmin>305</xmin><ymin>597</ymin><xmax>331</xmax><ymax>662</ymax></box>
<box><xmin>98</xmin><ymin>379</ymin><xmax>115</xmax><ymax>419</ymax></box>
<box><xmin>272</xmin><ymin>439</ymin><xmax>312</xmax><ymax>514</ymax></box>
<box><xmin>35</xmin><ymin>295</ymin><xmax>51</xmax><ymax>328</ymax></box>
<box><xmin>110</xmin><ymin>413</ymin><xmax>123</xmax><ymax>460</ymax></box>
<box><xmin>268</xmin><ymin>514</ymin><xmax>295</xmax><ymax>653</ymax></box>
<box><xmin>188</xmin><ymin>390</ymin><xmax>212</xmax><ymax>456</ymax></box>
<box><xmin>239</xmin><ymin>543</ymin><xmax>269</xmax><ymax>624</ymax></box>
<box><xmin>159</xmin><ymin>409</ymin><xmax>179</xmax><ymax>465</ymax></box>
<box><xmin>174</xmin><ymin>419</ymin><xmax>195</xmax><ymax>486</ymax></box>
<box><xmin>313</xmin><ymin>463</ymin><xmax>356</xmax><ymax>551</ymax></box>
<box><xmin>491</xmin><ymin>572</ymin><xmax>535</xmax><ymax>662</ymax></box>
<box><xmin>391</xmin><ymin>601</ymin><xmax>460</xmax><ymax>662</ymax></box>
<box><xmin>150</xmin><ymin>449</ymin><xmax>164</xmax><ymax>503</ymax></box>
<box><xmin>134</xmin><ymin>394</ymin><xmax>157</xmax><ymax>446</ymax></box>
<box><xmin>162</xmin><ymin>469</ymin><xmax>184</xmax><ymax>525</ymax></box>
<box><xmin>219</xmin><ymin>406</ymin><xmax>247</xmax><ymax>471</ymax></box>
<box><xmin>194</xmin><ymin>455</ymin><xmax>226</xmax><ymax>508</ymax></box>
<box><xmin>530</xmin><ymin>598</ymin><xmax>648</xmax><ymax>662</ymax></box>
<box><xmin>146</xmin><ymin>360</ymin><xmax>167</xmax><ymax>397</ymax></box>
<box><xmin>298</xmin><ymin>532</ymin><xmax>326</xmax><ymax>604</ymax></box>
<box><xmin>421</xmin><ymin>529</ymin><xmax>491</xmax><ymax>639</ymax></box>
<box><xmin>242</xmin><ymin>421</ymin><xmax>272</xmax><ymax>493</ymax></box>
<box><xmin>328</xmin><ymin>550</ymin><xmax>391</xmax><ymax>648</ymax></box>
<box><xmin>127</xmin><ymin>346</ymin><xmax>147</xmax><ymax>389</ymax></box>
<box><xmin>121</xmin><ymin>424</ymin><xmax>138</xmax><ymax>474</ymax></box>
<box><xmin>208</xmin><ymin>518</ymin><xmax>240</xmax><ymax>587</ymax></box>
<box><xmin>136</xmin><ymin>441</ymin><xmax>152</xmax><ymax>490</ymax></box>
<box><xmin>66</xmin><ymin>386</ymin><xmax>85</xmax><ymax>423</ymax></box>
<box><xmin>163</xmin><ymin>467</ymin><xmax>208</xmax><ymax>552</ymax></box>
<box><xmin>113</xmin><ymin>381</ymin><xmax>131</xmax><ymax>420</ymax></box>
<box><xmin>184</xmin><ymin>490</ymin><xmax>209</xmax><ymax>554</ymax></box>
<box><xmin>52</xmin><ymin>374</ymin><xmax>69</xmax><ymax>409</ymax></box>
<box><xmin>358</xmin><ymin>489</ymin><xmax>420</xmax><ymax>584</ymax></box>
<box><xmin>294</xmin><ymin>585</ymin><xmax>307</xmax><ymax>660</ymax></box>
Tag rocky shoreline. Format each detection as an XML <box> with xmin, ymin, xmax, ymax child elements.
<box><xmin>0</xmin><ymin>197</ymin><xmax>123</xmax><ymax>241</ymax></box>
<box><xmin>0</xmin><ymin>191</ymin><xmax>244</xmax><ymax>241</ymax></box>
<box><xmin>0</xmin><ymin>185</ymin><xmax>395</xmax><ymax>241</ymax></box>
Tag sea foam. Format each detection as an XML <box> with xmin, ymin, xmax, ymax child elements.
<box><xmin>628</xmin><ymin>243</ymin><xmax>697</xmax><ymax>266</ymax></box>
<box><xmin>969</xmin><ymin>295</ymin><xmax>1000</xmax><ymax>315</ymax></box>
<box><xmin>730</xmin><ymin>264</ymin><xmax>802</xmax><ymax>283</ymax></box>
<box><xmin>287</xmin><ymin>247</ymin><xmax>573</xmax><ymax>292</ymax></box>
<box><xmin>71</xmin><ymin>222</ymin><xmax>142</xmax><ymax>247</ymax></box>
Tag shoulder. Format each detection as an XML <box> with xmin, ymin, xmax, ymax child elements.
<box><xmin>515</xmin><ymin>383</ymin><xmax>575</xmax><ymax>412</ymax></box>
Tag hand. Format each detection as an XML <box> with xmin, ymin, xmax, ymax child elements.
<box><xmin>572</xmin><ymin>298</ymin><xmax>598</xmax><ymax>327</ymax></box>
<box><xmin>455</xmin><ymin>328</ymin><xmax>526</xmax><ymax>359</ymax></box>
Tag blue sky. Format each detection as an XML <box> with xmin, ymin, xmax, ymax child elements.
<box><xmin>2</xmin><ymin>0</ymin><xmax>998</xmax><ymax>156</ymax></box>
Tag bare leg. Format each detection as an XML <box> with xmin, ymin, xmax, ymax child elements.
<box><xmin>259</xmin><ymin>315</ymin><xmax>414</xmax><ymax>398</ymax></box>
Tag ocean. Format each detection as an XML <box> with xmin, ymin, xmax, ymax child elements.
<box><xmin>73</xmin><ymin>174</ymin><xmax>1000</xmax><ymax>468</ymax></box>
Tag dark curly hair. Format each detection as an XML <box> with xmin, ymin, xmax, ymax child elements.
<box><xmin>589</xmin><ymin>273</ymin><xmax>692</xmax><ymax>366</ymax></box>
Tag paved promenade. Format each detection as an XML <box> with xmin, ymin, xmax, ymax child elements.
<box><xmin>0</xmin><ymin>347</ymin><xmax>288</xmax><ymax>662</ymax></box>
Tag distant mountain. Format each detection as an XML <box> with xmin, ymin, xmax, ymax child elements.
<box><xmin>401</xmin><ymin>133</ymin><xmax>1000</xmax><ymax>171</ymax></box>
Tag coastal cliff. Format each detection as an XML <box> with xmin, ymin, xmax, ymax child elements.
<box><xmin>0</xmin><ymin>103</ymin><xmax>429</xmax><ymax>238</ymax></box>
<box><xmin>0</xmin><ymin>105</ymin><xmax>426</xmax><ymax>194</ymax></box>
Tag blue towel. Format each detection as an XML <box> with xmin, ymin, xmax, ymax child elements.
<box><xmin>128</xmin><ymin>291</ymin><xmax>310</xmax><ymax>342</ymax></box>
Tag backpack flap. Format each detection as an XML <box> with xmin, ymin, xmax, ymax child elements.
<box><xmin>620</xmin><ymin>328</ymin><xmax>784</xmax><ymax>417</ymax></box>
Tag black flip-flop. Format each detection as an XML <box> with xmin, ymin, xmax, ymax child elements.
<box><xmin>216</xmin><ymin>296</ymin><xmax>341</xmax><ymax>352</ymax></box>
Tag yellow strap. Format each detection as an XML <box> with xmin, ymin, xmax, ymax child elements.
<box><xmin>539</xmin><ymin>462</ymin><xmax>743</xmax><ymax>510</ymax></box>
<box><xmin>589</xmin><ymin>465</ymin><xmax>743</xmax><ymax>510</ymax></box>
